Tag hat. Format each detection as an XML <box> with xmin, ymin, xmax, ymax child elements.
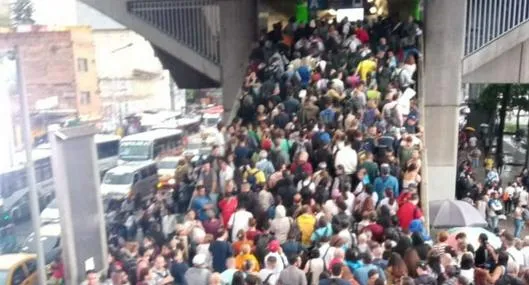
<box><xmin>259</xmin><ymin>150</ymin><xmax>268</xmax><ymax>159</ymax></box>
<box><xmin>408</xmin><ymin>114</ymin><xmax>417</xmax><ymax>120</ymax></box>
<box><xmin>268</xmin><ymin>240</ymin><xmax>281</xmax><ymax>252</ymax></box>
<box><xmin>192</xmin><ymin>254</ymin><xmax>207</xmax><ymax>266</ymax></box>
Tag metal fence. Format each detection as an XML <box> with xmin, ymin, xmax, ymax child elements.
<box><xmin>465</xmin><ymin>0</ymin><xmax>529</xmax><ymax>55</ymax></box>
<box><xmin>127</xmin><ymin>0</ymin><xmax>221</xmax><ymax>64</ymax></box>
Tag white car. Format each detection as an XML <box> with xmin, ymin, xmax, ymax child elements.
<box><xmin>40</xmin><ymin>199</ymin><xmax>59</xmax><ymax>224</ymax></box>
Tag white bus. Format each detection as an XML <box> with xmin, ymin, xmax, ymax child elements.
<box><xmin>0</xmin><ymin>150</ymin><xmax>54</xmax><ymax>222</ymax></box>
<box><xmin>37</xmin><ymin>134</ymin><xmax>120</xmax><ymax>175</ymax></box>
<box><xmin>94</xmin><ymin>134</ymin><xmax>121</xmax><ymax>175</ymax></box>
<box><xmin>118</xmin><ymin>129</ymin><xmax>185</xmax><ymax>164</ymax></box>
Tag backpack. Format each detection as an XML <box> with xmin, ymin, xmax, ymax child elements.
<box><xmin>384</xmin><ymin>103</ymin><xmax>400</xmax><ymax>127</ymax></box>
<box><xmin>246</xmin><ymin>169</ymin><xmax>260</xmax><ymax>190</ymax></box>
<box><xmin>293</xmin><ymin>164</ymin><xmax>306</xmax><ymax>184</ymax></box>
<box><xmin>314</xmin><ymin>179</ymin><xmax>330</xmax><ymax>205</ymax></box>
<box><xmin>255</xmin><ymin>234</ymin><xmax>273</xmax><ymax>266</ymax></box>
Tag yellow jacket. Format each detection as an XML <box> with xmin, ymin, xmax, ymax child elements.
<box><xmin>297</xmin><ymin>214</ymin><xmax>316</xmax><ymax>246</ymax></box>
<box><xmin>235</xmin><ymin>253</ymin><xmax>260</xmax><ymax>271</ymax></box>
<box><xmin>243</xmin><ymin>168</ymin><xmax>266</xmax><ymax>186</ymax></box>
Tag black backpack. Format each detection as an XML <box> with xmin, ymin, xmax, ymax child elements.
<box><xmin>255</xmin><ymin>234</ymin><xmax>273</xmax><ymax>266</ymax></box>
<box><xmin>293</xmin><ymin>164</ymin><xmax>306</xmax><ymax>184</ymax></box>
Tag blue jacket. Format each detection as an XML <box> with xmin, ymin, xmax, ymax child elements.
<box><xmin>374</xmin><ymin>175</ymin><xmax>399</xmax><ymax>197</ymax></box>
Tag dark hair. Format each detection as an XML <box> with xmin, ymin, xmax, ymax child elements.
<box><xmin>288</xmin><ymin>254</ymin><xmax>299</xmax><ymax>265</ymax></box>
<box><xmin>368</xmin><ymin>269</ymin><xmax>379</xmax><ymax>278</ymax></box>
<box><xmin>232</xmin><ymin>271</ymin><xmax>246</xmax><ymax>285</ymax></box>
<box><xmin>497</xmin><ymin>251</ymin><xmax>509</xmax><ymax>266</ymax></box>
<box><xmin>460</xmin><ymin>253</ymin><xmax>474</xmax><ymax>270</ymax></box>
<box><xmin>245</xmin><ymin>274</ymin><xmax>262</xmax><ymax>285</ymax></box>
<box><xmin>331</xmin><ymin>262</ymin><xmax>343</xmax><ymax>276</ymax></box>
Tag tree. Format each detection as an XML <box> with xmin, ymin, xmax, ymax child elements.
<box><xmin>10</xmin><ymin>0</ymin><xmax>34</xmax><ymax>27</ymax></box>
<box><xmin>478</xmin><ymin>84</ymin><xmax>529</xmax><ymax>168</ymax></box>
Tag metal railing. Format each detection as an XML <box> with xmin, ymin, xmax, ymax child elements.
<box><xmin>127</xmin><ymin>0</ymin><xmax>221</xmax><ymax>64</ymax></box>
<box><xmin>465</xmin><ymin>0</ymin><xmax>529</xmax><ymax>56</ymax></box>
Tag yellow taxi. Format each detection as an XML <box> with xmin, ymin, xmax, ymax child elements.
<box><xmin>0</xmin><ymin>254</ymin><xmax>37</xmax><ymax>284</ymax></box>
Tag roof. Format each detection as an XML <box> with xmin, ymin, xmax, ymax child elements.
<box><xmin>106</xmin><ymin>161</ymin><xmax>156</xmax><ymax>174</ymax></box>
<box><xmin>160</xmin><ymin>156</ymin><xmax>183</xmax><ymax>162</ymax></box>
<box><xmin>120</xmin><ymin>129</ymin><xmax>183</xmax><ymax>142</ymax></box>
<box><xmin>94</xmin><ymin>134</ymin><xmax>121</xmax><ymax>144</ymax></box>
<box><xmin>0</xmin><ymin>254</ymin><xmax>36</xmax><ymax>269</ymax></box>
<box><xmin>38</xmin><ymin>223</ymin><xmax>61</xmax><ymax>237</ymax></box>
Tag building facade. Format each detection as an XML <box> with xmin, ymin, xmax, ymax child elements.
<box><xmin>0</xmin><ymin>26</ymin><xmax>101</xmax><ymax>119</ymax></box>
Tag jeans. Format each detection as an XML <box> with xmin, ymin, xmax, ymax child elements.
<box><xmin>514</xmin><ymin>218</ymin><xmax>524</xmax><ymax>238</ymax></box>
<box><xmin>488</xmin><ymin>216</ymin><xmax>499</xmax><ymax>230</ymax></box>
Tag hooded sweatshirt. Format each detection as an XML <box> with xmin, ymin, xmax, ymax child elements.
<box><xmin>270</xmin><ymin>205</ymin><xmax>291</xmax><ymax>243</ymax></box>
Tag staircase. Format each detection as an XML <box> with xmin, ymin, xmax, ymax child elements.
<box><xmin>462</xmin><ymin>0</ymin><xmax>529</xmax><ymax>83</ymax></box>
<box><xmin>80</xmin><ymin>0</ymin><xmax>221</xmax><ymax>89</ymax></box>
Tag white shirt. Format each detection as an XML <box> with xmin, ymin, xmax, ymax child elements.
<box><xmin>521</xmin><ymin>246</ymin><xmax>529</xmax><ymax>267</ymax></box>
<box><xmin>334</xmin><ymin>146</ymin><xmax>358</xmax><ymax>175</ymax></box>
<box><xmin>505</xmin><ymin>186</ymin><xmax>515</xmax><ymax>198</ymax></box>
<box><xmin>506</xmin><ymin>246</ymin><xmax>524</xmax><ymax>268</ymax></box>
<box><xmin>377</xmin><ymin>198</ymin><xmax>399</xmax><ymax>215</ymax></box>
<box><xmin>259</xmin><ymin>268</ymin><xmax>279</xmax><ymax>285</ymax></box>
<box><xmin>297</xmin><ymin>179</ymin><xmax>316</xmax><ymax>193</ymax></box>
<box><xmin>228</xmin><ymin>210</ymin><xmax>253</xmax><ymax>239</ymax></box>
<box><xmin>263</xmin><ymin>252</ymin><xmax>288</xmax><ymax>273</ymax></box>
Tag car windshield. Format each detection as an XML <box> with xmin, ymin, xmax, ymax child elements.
<box><xmin>21</xmin><ymin>235</ymin><xmax>59</xmax><ymax>256</ymax></box>
<box><xmin>0</xmin><ymin>270</ymin><xmax>7</xmax><ymax>284</ymax></box>
<box><xmin>157</xmin><ymin>161</ymin><xmax>178</xmax><ymax>170</ymax></box>
<box><xmin>119</xmin><ymin>141</ymin><xmax>151</xmax><ymax>161</ymax></box>
<box><xmin>103</xmin><ymin>172</ymin><xmax>132</xmax><ymax>185</ymax></box>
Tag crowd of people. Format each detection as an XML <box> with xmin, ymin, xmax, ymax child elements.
<box><xmin>76</xmin><ymin>12</ymin><xmax>529</xmax><ymax>285</ymax></box>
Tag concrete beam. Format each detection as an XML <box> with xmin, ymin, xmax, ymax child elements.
<box><xmin>463</xmin><ymin>20</ymin><xmax>529</xmax><ymax>82</ymax></box>
<box><xmin>79</xmin><ymin>0</ymin><xmax>221</xmax><ymax>83</ymax></box>
<box><xmin>463</xmin><ymin>39</ymin><xmax>529</xmax><ymax>83</ymax></box>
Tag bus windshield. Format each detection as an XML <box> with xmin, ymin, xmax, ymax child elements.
<box><xmin>119</xmin><ymin>141</ymin><xmax>151</xmax><ymax>161</ymax></box>
<box><xmin>103</xmin><ymin>172</ymin><xmax>133</xmax><ymax>185</ymax></box>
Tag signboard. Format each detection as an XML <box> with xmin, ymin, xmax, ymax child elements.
<box><xmin>309</xmin><ymin>0</ymin><xmax>363</xmax><ymax>10</ymax></box>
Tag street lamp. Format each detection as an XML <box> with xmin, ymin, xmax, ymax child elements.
<box><xmin>4</xmin><ymin>47</ymin><xmax>47</xmax><ymax>284</ymax></box>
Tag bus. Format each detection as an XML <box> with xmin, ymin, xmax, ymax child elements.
<box><xmin>118</xmin><ymin>129</ymin><xmax>184</xmax><ymax>164</ymax></box>
<box><xmin>37</xmin><ymin>134</ymin><xmax>121</xmax><ymax>176</ymax></box>
<box><xmin>94</xmin><ymin>134</ymin><xmax>121</xmax><ymax>175</ymax></box>
<box><xmin>0</xmin><ymin>150</ymin><xmax>54</xmax><ymax>223</ymax></box>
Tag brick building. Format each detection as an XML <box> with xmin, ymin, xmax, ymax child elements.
<box><xmin>0</xmin><ymin>26</ymin><xmax>101</xmax><ymax>119</ymax></box>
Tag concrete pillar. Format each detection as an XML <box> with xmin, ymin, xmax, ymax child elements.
<box><xmin>218</xmin><ymin>0</ymin><xmax>258</xmax><ymax>120</ymax></box>
<box><xmin>424</xmin><ymin>0</ymin><xmax>466</xmax><ymax>201</ymax></box>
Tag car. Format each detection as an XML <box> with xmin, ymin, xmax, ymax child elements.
<box><xmin>0</xmin><ymin>253</ymin><xmax>37</xmax><ymax>284</ymax></box>
<box><xmin>40</xmin><ymin>199</ymin><xmax>59</xmax><ymax>224</ymax></box>
<box><xmin>20</xmin><ymin>223</ymin><xmax>61</xmax><ymax>265</ymax></box>
<box><xmin>156</xmin><ymin>156</ymin><xmax>182</xmax><ymax>189</ymax></box>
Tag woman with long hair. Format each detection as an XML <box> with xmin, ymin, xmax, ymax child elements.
<box><xmin>386</xmin><ymin>253</ymin><xmax>408</xmax><ymax>285</ymax></box>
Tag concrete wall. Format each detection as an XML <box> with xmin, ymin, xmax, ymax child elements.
<box><xmin>70</xmin><ymin>27</ymin><xmax>102</xmax><ymax>118</ymax></box>
<box><xmin>423</xmin><ymin>0</ymin><xmax>466</xmax><ymax>201</ymax></box>
<box><xmin>218</xmin><ymin>0</ymin><xmax>258</xmax><ymax>116</ymax></box>
<box><xmin>0</xmin><ymin>31</ymin><xmax>77</xmax><ymax>111</ymax></box>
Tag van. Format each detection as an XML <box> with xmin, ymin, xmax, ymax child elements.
<box><xmin>0</xmin><ymin>253</ymin><xmax>37</xmax><ymax>284</ymax></box>
<box><xmin>100</xmin><ymin>162</ymin><xmax>158</xmax><ymax>202</ymax></box>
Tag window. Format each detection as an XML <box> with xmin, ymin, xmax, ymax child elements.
<box><xmin>77</xmin><ymin>58</ymin><xmax>88</xmax><ymax>72</ymax></box>
<box><xmin>11</xmin><ymin>265</ymin><xmax>26</xmax><ymax>285</ymax></box>
<box><xmin>25</xmin><ymin>259</ymin><xmax>36</xmax><ymax>275</ymax></box>
<box><xmin>97</xmin><ymin>141</ymin><xmax>119</xmax><ymax>159</ymax></box>
<box><xmin>80</xmin><ymin>91</ymin><xmax>91</xmax><ymax>105</ymax></box>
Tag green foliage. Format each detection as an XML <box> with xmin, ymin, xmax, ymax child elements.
<box><xmin>478</xmin><ymin>84</ymin><xmax>529</xmax><ymax>111</ymax></box>
<box><xmin>10</xmin><ymin>0</ymin><xmax>34</xmax><ymax>26</ymax></box>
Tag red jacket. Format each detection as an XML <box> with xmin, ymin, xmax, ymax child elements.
<box><xmin>356</xmin><ymin>28</ymin><xmax>370</xmax><ymax>44</ymax></box>
<box><xmin>290</xmin><ymin>161</ymin><xmax>314</xmax><ymax>176</ymax></box>
<box><xmin>397</xmin><ymin>202</ymin><xmax>423</xmax><ymax>231</ymax></box>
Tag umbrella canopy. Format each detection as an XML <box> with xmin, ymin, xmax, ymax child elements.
<box><xmin>429</xmin><ymin>200</ymin><xmax>487</xmax><ymax>228</ymax></box>
<box><xmin>447</xmin><ymin>227</ymin><xmax>501</xmax><ymax>249</ymax></box>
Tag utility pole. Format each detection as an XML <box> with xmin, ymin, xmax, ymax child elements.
<box><xmin>15</xmin><ymin>46</ymin><xmax>47</xmax><ymax>283</ymax></box>
<box><xmin>169</xmin><ymin>76</ymin><xmax>175</xmax><ymax>111</ymax></box>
